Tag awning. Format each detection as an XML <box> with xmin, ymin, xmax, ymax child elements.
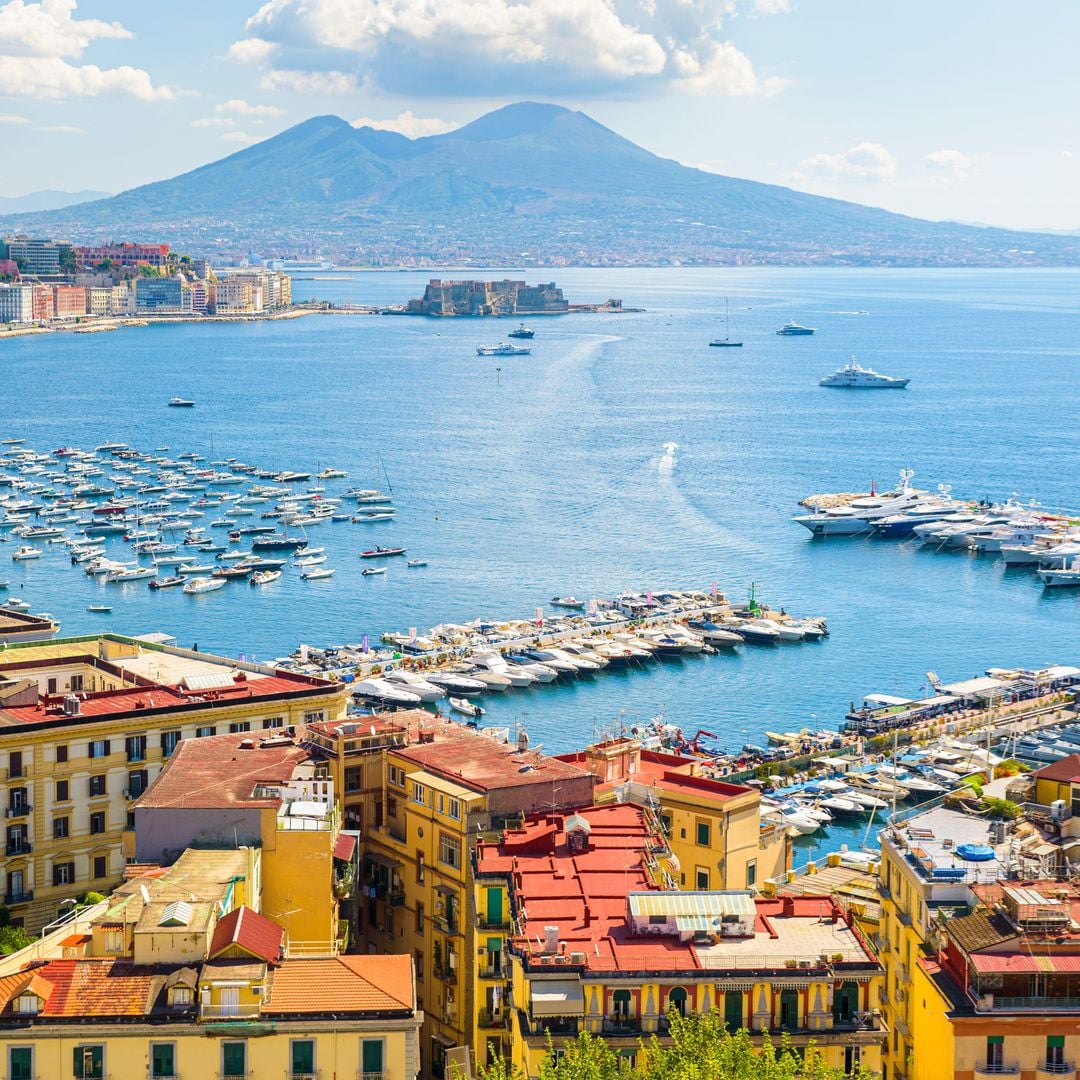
<box><xmin>432</xmin><ymin>1032</ymin><xmax>456</xmax><ymax>1048</ymax></box>
<box><xmin>333</xmin><ymin>833</ymin><xmax>357</xmax><ymax>861</ymax></box>
<box><xmin>364</xmin><ymin>851</ymin><xmax>402</xmax><ymax>870</ymax></box>
<box><xmin>531</xmin><ymin>979</ymin><xmax>585</xmax><ymax>1017</ymax></box>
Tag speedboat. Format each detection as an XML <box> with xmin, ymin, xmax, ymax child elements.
<box><xmin>211</xmin><ymin>565</ymin><xmax>253</xmax><ymax>580</ymax></box>
<box><xmin>502</xmin><ymin>655</ymin><xmax>558</xmax><ymax>682</ymax></box>
<box><xmin>449</xmin><ymin>697</ymin><xmax>485</xmax><ymax>718</ymax></box>
<box><xmin>777</xmin><ymin>321</ymin><xmax>815</xmax><ymax>335</ymax></box>
<box><xmin>354</xmin><ymin>678</ymin><xmax>421</xmax><ymax>706</ymax></box>
<box><xmin>361</xmin><ymin>566</ymin><xmax>386</xmax><ymax>576</ymax></box>
<box><xmin>177</xmin><ymin>562</ymin><xmax>214</xmax><ymax>573</ymax></box>
<box><xmin>182</xmin><ymin>577</ymin><xmax>226</xmax><ymax>594</ymax></box>
<box><xmin>11</xmin><ymin>545</ymin><xmax>41</xmax><ymax>560</ymax></box>
<box><xmin>521</xmin><ymin>649</ymin><xmax>578</xmax><ymax>675</ymax></box>
<box><xmin>294</xmin><ymin>554</ymin><xmax>327</xmax><ymax>567</ymax></box>
<box><xmin>86</xmin><ymin>604</ymin><xmax>112</xmax><ymax>613</ymax></box>
<box><xmin>425</xmin><ymin>671</ymin><xmax>487</xmax><ymax>694</ymax></box>
<box><xmin>361</xmin><ymin>546</ymin><xmax>406</xmax><ymax>558</ymax></box>
<box><xmin>472</xmin><ymin>653</ymin><xmax>538</xmax><ymax>686</ymax></box>
<box><xmin>167</xmin><ymin>398</ymin><xmax>195</xmax><ymax>407</ymax></box>
<box><xmin>465</xmin><ymin>669</ymin><xmax>513</xmax><ymax>692</ymax></box>
<box><xmin>384</xmin><ymin>669</ymin><xmax>447</xmax><ymax>702</ymax></box>
<box><xmin>406</xmin><ymin>559</ymin><xmax>428</xmax><ymax>567</ymax></box>
<box><xmin>819</xmin><ymin>358</ymin><xmax>909</xmax><ymax>388</ymax></box>
<box><xmin>727</xmin><ymin>619</ymin><xmax>781</xmax><ymax>644</ymax></box>
<box><xmin>250</xmin><ymin>569</ymin><xmax>282</xmax><ymax>585</ymax></box>
<box><xmin>106</xmin><ymin>566</ymin><xmax>155</xmax><ymax>582</ymax></box>
<box><xmin>301</xmin><ymin>567</ymin><xmax>336</xmax><ymax>579</ymax></box>
<box><xmin>687</xmin><ymin>621</ymin><xmax>743</xmax><ymax>647</ymax></box>
<box><xmin>818</xmin><ymin>795</ymin><xmax>863</xmax><ymax>815</ymax></box>
<box><xmin>550</xmin><ymin>596</ymin><xmax>585</xmax><ymax>609</ymax></box>
<box><xmin>148</xmin><ymin>574</ymin><xmax>187</xmax><ymax>589</ymax></box>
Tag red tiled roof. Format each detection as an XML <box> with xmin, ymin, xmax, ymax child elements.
<box><xmin>134</xmin><ymin>732</ymin><xmax>311</xmax><ymax>809</ymax></box>
<box><xmin>1034</xmin><ymin>754</ymin><xmax>1080</xmax><ymax>783</ymax></box>
<box><xmin>333</xmin><ymin>833</ymin><xmax>357</xmax><ymax>861</ymax></box>
<box><xmin>0</xmin><ymin>960</ymin><xmax>156</xmax><ymax>1017</ymax></box>
<box><xmin>209</xmin><ymin>906</ymin><xmax>283</xmax><ymax>963</ymax></box>
<box><xmin>970</xmin><ymin>953</ymin><xmax>1080</xmax><ymax>973</ymax></box>
<box><xmin>263</xmin><ymin>955</ymin><xmax>414</xmax><ymax>1015</ymax></box>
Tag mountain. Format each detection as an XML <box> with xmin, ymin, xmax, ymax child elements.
<box><xmin>5</xmin><ymin>103</ymin><xmax>1079</xmax><ymax>267</ymax></box>
<box><xmin>0</xmin><ymin>189</ymin><xmax>111</xmax><ymax>214</ymax></box>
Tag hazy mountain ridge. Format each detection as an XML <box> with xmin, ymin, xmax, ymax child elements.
<box><xmin>4</xmin><ymin>103</ymin><xmax>1079</xmax><ymax>266</ymax></box>
<box><xmin>0</xmin><ymin>189</ymin><xmax>112</xmax><ymax>214</ymax></box>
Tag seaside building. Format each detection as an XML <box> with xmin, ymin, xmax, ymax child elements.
<box><xmin>557</xmin><ymin>738</ymin><xmax>791</xmax><ymax>890</ymax></box>
<box><xmin>214</xmin><ymin>269</ymin><xmax>291</xmax><ymax>312</ymax></box>
<box><xmin>214</xmin><ymin>277</ymin><xmax>256</xmax><ymax>313</ymax></box>
<box><xmin>475</xmin><ymin>804</ymin><xmax>885</xmax><ymax>1078</ymax></box>
<box><xmin>405</xmin><ymin>279</ymin><xmax>568</xmax><ymax>316</ymax></box>
<box><xmin>0</xmin><ymin>846</ymin><xmax>420</xmax><ymax>1080</ymax></box>
<box><xmin>74</xmin><ymin>242</ymin><xmax>171</xmax><ymax>270</ymax></box>
<box><xmin>349</xmin><ymin>715</ymin><xmax>594</xmax><ymax>1078</ymax></box>
<box><xmin>135</xmin><ymin>275</ymin><xmax>192</xmax><ymax>313</ymax></box>
<box><xmin>0</xmin><ymin>283</ymin><xmax>34</xmax><ymax>324</ymax></box>
<box><xmin>877</xmin><ymin>800</ymin><xmax>1070</xmax><ymax>1080</ymax></box>
<box><xmin>0</xmin><ymin>236</ymin><xmax>72</xmax><ymax>277</ymax></box>
<box><xmin>49</xmin><ymin>285</ymin><xmax>86</xmax><ymax>320</ymax></box>
<box><xmin>85</xmin><ymin>286</ymin><xmax>113</xmax><ymax>316</ymax></box>
<box><xmin>0</xmin><ymin>634</ymin><xmax>348</xmax><ymax>933</ymax></box>
<box><xmin>911</xmin><ymin>880</ymin><xmax>1080</xmax><ymax>1080</ymax></box>
<box><xmin>29</xmin><ymin>284</ymin><xmax>52</xmax><ymax>321</ymax></box>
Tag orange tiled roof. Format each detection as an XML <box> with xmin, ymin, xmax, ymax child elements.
<box><xmin>263</xmin><ymin>955</ymin><xmax>413</xmax><ymax>1015</ymax></box>
<box><xmin>209</xmin><ymin>906</ymin><xmax>283</xmax><ymax>963</ymax></box>
<box><xmin>0</xmin><ymin>960</ymin><xmax>156</xmax><ymax>1017</ymax></box>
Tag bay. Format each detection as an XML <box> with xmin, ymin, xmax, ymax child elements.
<box><xmin>3</xmin><ymin>266</ymin><xmax>1078</xmax><ymax>782</ymax></box>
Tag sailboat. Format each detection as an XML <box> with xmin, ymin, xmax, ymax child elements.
<box><xmin>709</xmin><ymin>298</ymin><xmax>743</xmax><ymax>348</ymax></box>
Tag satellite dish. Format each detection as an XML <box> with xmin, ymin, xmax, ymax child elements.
<box><xmin>139</xmin><ymin>883</ymin><xmax>151</xmax><ymax>904</ymax></box>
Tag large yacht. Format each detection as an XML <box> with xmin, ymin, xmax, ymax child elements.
<box><xmin>777</xmin><ymin>321</ymin><xmax>816</xmax><ymax>336</ymax></box>
<box><xmin>476</xmin><ymin>343</ymin><xmax>531</xmax><ymax>356</ymax></box>
<box><xmin>793</xmin><ymin>470</ymin><xmax>928</xmax><ymax>535</ymax></box>
<box><xmin>820</xmin><ymin>358</ymin><xmax>909</xmax><ymax>388</ymax></box>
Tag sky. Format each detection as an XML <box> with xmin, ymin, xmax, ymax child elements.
<box><xmin>1</xmin><ymin>0</ymin><xmax>1078</xmax><ymax>231</ymax></box>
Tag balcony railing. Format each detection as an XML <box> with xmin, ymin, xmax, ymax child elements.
<box><xmin>478</xmin><ymin>916</ymin><xmax>512</xmax><ymax>930</ymax></box>
<box><xmin>975</xmin><ymin>1063</ymin><xmax>1019</xmax><ymax>1075</ymax></box>
<box><xmin>994</xmin><ymin>996</ymin><xmax>1080</xmax><ymax>1010</ymax></box>
<box><xmin>602</xmin><ymin>1018</ymin><xmax>642</xmax><ymax>1035</ymax></box>
<box><xmin>6</xmin><ymin>841</ymin><xmax>32</xmax><ymax>856</ymax></box>
<box><xmin>201</xmin><ymin>1004</ymin><xmax>262</xmax><ymax>1019</ymax></box>
<box><xmin>478</xmin><ymin>1008</ymin><xmax>509</xmax><ymax>1029</ymax></box>
<box><xmin>1039</xmin><ymin>1063</ymin><xmax>1075</xmax><ymax>1075</ymax></box>
<box><xmin>359</xmin><ymin>1073</ymin><xmax>386</xmax><ymax>1080</ymax></box>
<box><xmin>6</xmin><ymin>804</ymin><xmax>32</xmax><ymax>818</ymax></box>
<box><xmin>4</xmin><ymin>890</ymin><xmax>33</xmax><ymax>905</ymax></box>
<box><xmin>288</xmin><ymin>1073</ymin><xmax>319</xmax><ymax>1080</ymax></box>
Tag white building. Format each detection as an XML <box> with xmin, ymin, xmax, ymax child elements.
<box><xmin>0</xmin><ymin>283</ymin><xmax>34</xmax><ymax>324</ymax></box>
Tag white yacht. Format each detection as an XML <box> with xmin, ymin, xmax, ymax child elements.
<box><xmin>182</xmin><ymin>577</ymin><xmax>226</xmax><ymax>594</ymax></box>
<box><xmin>1039</xmin><ymin>557</ymin><xmax>1080</xmax><ymax>588</ymax></box>
<box><xmin>793</xmin><ymin>470</ymin><xmax>929</xmax><ymax>535</ymax></box>
<box><xmin>476</xmin><ymin>343</ymin><xmax>531</xmax><ymax>356</ymax></box>
<box><xmin>383</xmin><ymin>669</ymin><xmax>447</xmax><ymax>702</ymax></box>
<box><xmin>819</xmin><ymin>358</ymin><xmax>909</xmax><ymax>388</ymax></box>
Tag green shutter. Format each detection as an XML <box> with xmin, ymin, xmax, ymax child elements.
<box><xmin>73</xmin><ymin>1046</ymin><xmax>103</xmax><ymax>1080</ymax></box>
<box><xmin>9</xmin><ymin>1048</ymin><xmax>32</xmax><ymax>1080</ymax></box>
<box><xmin>987</xmin><ymin>1036</ymin><xmax>1004</xmax><ymax>1045</ymax></box>
<box><xmin>151</xmin><ymin>1044</ymin><xmax>174</xmax><ymax>1078</ymax></box>
<box><xmin>362</xmin><ymin>1040</ymin><xmax>384</xmax><ymax>1073</ymax></box>
<box><xmin>486</xmin><ymin>887</ymin><xmax>502</xmax><ymax>925</ymax></box>
<box><xmin>487</xmin><ymin>937</ymin><xmax>502</xmax><ymax>953</ymax></box>
<box><xmin>291</xmin><ymin>1041</ymin><xmax>315</xmax><ymax>1073</ymax></box>
<box><xmin>222</xmin><ymin>1043</ymin><xmax>246</xmax><ymax>1077</ymax></box>
<box><xmin>1049</xmin><ymin>1036</ymin><xmax>1066</xmax><ymax>1049</ymax></box>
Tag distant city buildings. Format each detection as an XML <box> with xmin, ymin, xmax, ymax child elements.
<box><xmin>74</xmin><ymin>241</ymin><xmax>170</xmax><ymax>270</ymax></box>
<box><xmin>0</xmin><ymin>236</ymin><xmax>72</xmax><ymax>277</ymax></box>
<box><xmin>406</xmin><ymin>278</ymin><xmax>569</xmax><ymax>316</ymax></box>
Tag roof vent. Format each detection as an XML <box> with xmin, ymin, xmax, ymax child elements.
<box><xmin>238</xmin><ymin>738</ymin><xmax>256</xmax><ymax>750</ymax></box>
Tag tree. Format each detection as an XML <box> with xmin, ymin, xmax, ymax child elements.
<box><xmin>471</xmin><ymin>1012</ymin><xmax>871</xmax><ymax>1080</ymax></box>
<box><xmin>0</xmin><ymin>908</ymin><xmax>35</xmax><ymax>956</ymax></box>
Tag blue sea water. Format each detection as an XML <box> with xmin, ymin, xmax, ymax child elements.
<box><xmin>3</xmin><ymin>268</ymin><xmax>1079</xmax><ymax>799</ymax></box>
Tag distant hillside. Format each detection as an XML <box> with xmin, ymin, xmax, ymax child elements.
<box><xmin>0</xmin><ymin>189</ymin><xmax>111</xmax><ymax>214</ymax></box>
<box><xmin>5</xmin><ymin>104</ymin><xmax>1079</xmax><ymax>267</ymax></box>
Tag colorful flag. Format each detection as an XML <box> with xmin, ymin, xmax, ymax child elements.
<box><xmin>361</xmin><ymin>635</ymin><xmax>369</xmax><ymax>654</ymax></box>
<box><xmin>535</xmin><ymin>606</ymin><xmax>544</xmax><ymax>627</ymax></box>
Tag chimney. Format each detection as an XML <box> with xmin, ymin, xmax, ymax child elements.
<box><xmin>544</xmin><ymin>926</ymin><xmax>558</xmax><ymax>954</ymax></box>
<box><xmin>518</xmin><ymin>729</ymin><xmax>530</xmax><ymax>753</ymax></box>
<box><xmin>782</xmin><ymin>896</ymin><xmax>795</xmax><ymax>917</ymax></box>
<box><xmin>584</xmin><ymin>905</ymin><xmax>592</xmax><ymax>928</ymax></box>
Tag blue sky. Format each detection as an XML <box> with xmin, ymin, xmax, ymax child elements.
<box><xmin>1</xmin><ymin>0</ymin><xmax>1077</xmax><ymax>230</ymax></box>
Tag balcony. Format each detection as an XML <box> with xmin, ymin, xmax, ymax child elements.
<box><xmin>973</xmin><ymin>1064</ymin><xmax>1019</xmax><ymax>1080</ymax></box>
<box><xmin>4</xmin><ymin>890</ymin><xmax>33</xmax><ymax>905</ymax></box>
<box><xmin>478</xmin><ymin>916</ymin><xmax>512</xmax><ymax>931</ymax></box>
<box><xmin>359</xmin><ymin>1073</ymin><xmax>386</xmax><ymax>1080</ymax></box>
<box><xmin>388</xmin><ymin>886</ymin><xmax>405</xmax><ymax>907</ymax></box>
<box><xmin>6</xmin><ymin>841</ymin><xmax>32</xmax><ymax>856</ymax></box>
<box><xmin>6</xmin><ymin>804</ymin><xmax>31</xmax><ymax>818</ymax></box>
<box><xmin>288</xmin><ymin>1074</ymin><xmax>319</xmax><ymax>1080</ymax></box>
<box><xmin>1037</xmin><ymin>1064</ymin><xmax>1076</xmax><ymax>1080</ymax></box>
<box><xmin>201</xmin><ymin>1004</ymin><xmax>262</xmax><ymax>1019</ymax></box>
<box><xmin>602</xmin><ymin>1017</ymin><xmax>642</xmax><ymax>1036</ymax></box>
<box><xmin>991</xmin><ymin>996</ymin><xmax>1080</xmax><ymax>1011</ymax></box>
<box><xmin>478</xmin><ymin>1008</ymin><xmax>509</xmax><ymax>1030</ymax></box>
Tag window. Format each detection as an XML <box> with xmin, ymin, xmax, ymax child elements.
<box><xmin>161</xmin><ymin>730</ymin><xmax>181</xmax><ymax>756</ymax></box>
<box><xmin>8</xmin><ymin>1047</ymin><xmax>32</xmax><ymax>1080</ymax></box>
<box><xmin>221</xmin><ymin>1042</ymin><xmax>246</xmax><ymax>1078</ymax></box>
<box><xmin>56</xmin><ymin>779</ymin><xmax>70</xmax><ymax>802</ymax></box>
<box><xmin>1047</xmin><ymin>1036</ymin><xmax>1066</xmax><ymax>1068</ymax></box>
<box><xmin>303</xmin><ymin>710</ymin><xmax>325</xmax><ymax>723</ymax></box>
<box><xmin>746</xmin><ymin>860</ymin><xmax>757</xmax><ymax>887</ymax></box>
<box><xmin>695</xmin><ymin>868</ymin><xmax>710</xmax><ymax>890</ymax></box>
<box><xmin>361</xmin><ymin>1039</ymin><xmax>384</xmax><ymax>1079</ymax></box>
<box><xmin>127</xmin><ymin>770</ymin><xmax>149</xmax><ymax>798</ymax></box>
<box><xmin>612</xmin><ymin>989</ymin><xmax>631</xmax><ymax>1020</ymax></box>
<box><xmin>416</xmin><ymin>900</ymin><xmax>425</xmax><ymax>933</ymax></box>
<box><xmin>71</xmin><ymin>674</ymin><xmax>84</xmax><ymax>692</ymax></box>
<box><xmin>696</xmin><ymin>821</ymin><xmax>710</xmax><ymax>847</ymax></box>
<box><xmin>843</xmin><ymin>1046</ymin><xmax>861</xmax><ymax>1074</ymax></box>
<box><xmin>56</xmin><ymin>744</ymin><xmax>68</xmax><ymax>764</ymax></box>
<box><xmin>72</xmin><ymin>1045</ymin><xmax>104</xmax><ymax>1080</ymax></box>
<box><xmin>53</xmin><ymin>816</ymin><xmax>69</xmax><ymax>839</ymax></box>
<box><xmin>262</xmin><ymin>717</ymin><xmax>283</xmax><ymax>729</ymax></box>
<box><xmin>88</xmin><ymin>775</ymin><xmax>106</xmax><ymax>798</ymax></box>
<box><xmin>345</xmin><ymin>767</ymin><xmax>362</xmax><ymax>792</ymax></box>
<box><xmin>90</xmin><ymin>811</ymin><xmax>106</xmax><ymax>835</ymax></box>
<box><xmin>412</xmin><ymin>782</ymin><xmax>426</xmax><ymax>806</ymax></box>
<box><xmin>46</xmin><ymin>677</ymin><xmax>57</xmax><ymax>695</ymax></box>
<box><xmin>104</xmin><ymin>928</ymin><xmax>123</xmax><ymax>952</ymax></box>
<box><xmin>151</xmin><ymin>1043</ymin><xmax>176</xmax><ymax>1079</ymax></box>
<box><xmin>389</xmin><ymin>764</ymin><xmax>405</xmax><ymax>787</ymax></box>
<box><xmin>52</xmin><ymin>861</ymin><xmax>74</xmax><ymax>887</ymax></box>
<box><xmin>169</xmin><ymin>986</ymin><xmax>192</xmax><ymax>1007</ymax></box>
<box><xmin>668</xmin><ymin>986</ymin><xmax>688</xmax><ymax>1018</ymax></box>
<box><xmin>290</xmin><ymin>1040</ymin><xmax>315</xmax><ymax>1078</ymax></box>
<box><xmin>125</xmin><ymin>734</ymin><xmax>147</xmax><ymax>762</ymax></box>
<box><xmin>8</xmin><ymin>752</ymin><xmax>22</xmax><ymax>779</ymax></box>
<box><xmin>14</xmin><ymin>994</ymin><xmax>39</xmax><ymax>1015</ymax></box>
<box><xmin>93</xmin><ymin>856</ymin><xmax>108</xmax><ymax>880</ymax></box>
<box><xmin>88</xmin><ymin>739</ymin><xmax>110</xmax><ymax>759</ymax></box>
<box><xmin>446</xmin><ymin>797</ymin><xmax>461</xmax><ymax>821</ymax></box>
<box><xmin>229</xmin><ymin>722</ymin><xmax>250</xmax><ymax>734</ymax></box>
<box><xmin>196</xmin><ymin>726</ymin><xmax>216</xmax><ymax>739</ymax></box>
<box><xmin>8</xmin><ymin>788</ymin><xmax>28</xmax><ymax>814</ymax></box>
<box><xmin>416</xmin><ymin>850</ymin><xmax>425</xmax><ymax>885</ymax></box>
<box><xmin>439</xmin><ymin>833</ymin><xmax>461</xmax><ymax>869</ymax></box>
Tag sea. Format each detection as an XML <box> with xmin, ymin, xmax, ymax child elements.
<box><xmin>4</xmin><ymin>267</ymin><xmax>1079</xmax><ymax>860</ymax></box>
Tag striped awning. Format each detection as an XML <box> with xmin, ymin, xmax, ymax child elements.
<box><xmin>531</xmin><ymin>979</ymin><xmax>585</xmax><ymax>1017</ymax></box>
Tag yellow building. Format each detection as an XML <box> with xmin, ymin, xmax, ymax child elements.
<box><xmin>0</xmin><ymin>634</ymin><xmax>348</xmax><ymax>933</ymax></box>
<box><xmin>0</xmin><ymin>847</ymin><xmax>420</xmax><ymax>1080</ymax></box>
<box><xmin>352</xmin><ymin>716</ymin><xmax>595</xmax><ymax>1080</ymax></box>
<box><xmin>475</xmin><ymin>804</ymin><xmax>885</xmax><ymax>1079</ymax></box>
<box><xmin>558</xmin><ymin>738</ymin><xmax>791</xmax><ymax>889</ymax></box>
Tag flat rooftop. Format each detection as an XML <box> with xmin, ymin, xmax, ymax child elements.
<box><xmin>885</xmin><ymin>805</ymin><xmax>1007</xmax><ymax>883</ymax></box>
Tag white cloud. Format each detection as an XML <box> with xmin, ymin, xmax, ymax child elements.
<box><xmin>0</xmin><ymin>0</ymin><xmax>173</xmax><ymax>100</ymax></box>
<box><xmin>230</xmin><ymin>0</ymin><xmax>785</xmax><ymax>98</ymax></box>
<box><xmin>260</xmin><ymin>69</ymin><xmax>357</xmax><ymax>96</ymax></box>
<box><xmin>1062</xmin><ymin>150</ymin><xmax>1074</xmax><ymax>160</ymax></box>
<box><xmin>215</xmin><ymin>97</ymin><xmax>283</xmax><ymax>118</ymax></box>
<box><xmin>191</xmin><ymin>116</ymin><xmax>237</xmax><ymax>128</ymax></box>
<box><xmin>352</xmin><ymin>110</ymin><xmax>456</xmax><ymax>137</ymax></box>
<box><xmin>219</xmin><ymin>130</ymin><xmax>261</xmax><ymax>145</ymax></box>
<box><xmin>923</xmin><ymin>148</ymin><xmax>974</xmax><ymax>183</ymax></box>
<box><xmin>797</xmin><ymin>142</ymin><xmax>897</xmax><ymax>183</ymax></box>
<box><xmin>0</xmin><ymin>112</ymin><xmax>30</xmax><ymax>123</ymax></box>
<box><xmin>36</xmin><ymin>123</ymin><xmax>84</xmax><ymax>133</ymax></box>
<box><xmin>752</xmin><ymin>0</ymin><xmax>790</xmax><ymax>13</ymax></box>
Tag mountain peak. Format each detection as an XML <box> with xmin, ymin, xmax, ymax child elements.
<box><xmin>445</xmin><ymin>101</ymin><xmax>602</xmax><ymax>142</ymax></box>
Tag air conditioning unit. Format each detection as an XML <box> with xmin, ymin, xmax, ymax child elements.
<box><xmin>1051</xmin><ymin>799</ymin><xmax>1070</xmax><ymax>822</ymax></box>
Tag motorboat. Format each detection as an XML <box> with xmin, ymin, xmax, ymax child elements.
<box><xmin>149</xmin><ymin>575</ymin><xmax>187</xmax><ymax>589</ymax></box>
<box><xmin>252</xmin><ymin>534</ymin><xmax>307</xmax><ymax>550</ymax></box>
<box><xmin>407</xmin><ymin>559</ymin><xmax>428</xmax><ymax>567</ymax></box>
<box><xmin>250</xmin><ymin>570</ymin><xmax>282</xmax><ymax>585</ymax></box>
<box><xmin>449</xmin><ymin>697</ymin><xmax>485</xmax><ymax>718</ymax></box>
<box><xmin>559</xmin><ymin>643</ymin><xmax>610</xmax><ymax>667</ymax></box>
<box><xmin>841</xmin><ymin>790</ymin><xmax>890</xmax><ymax>812</ymax></box>
<box><xmin>819</xmin><ymin>358</ymin><xmax>909</xmax><ymax>388</ymax></box>
<box><xmin>183</xmin><ymin>577</ymin><xmax>226</xmax><ymax>594</ymax></box>
<box><xmin>687</xmin><ymin>621</ymin><xmax>743</xmax><ymax>647</ymax></box>
<box><xmin>361</xmin><ymin>567</ymin><xmax>386</xmax><ymax>576</ymax></box>
<box><xmin>106</xmin><ymin>566</ymin><xmax>155</xmax><ymax>582</ymax></box>
<box><xmin>465</xmin><ymin>669</ymin><xmax>513</xmax><ymax>692</ymax></box>
<box><xmin>476</xmin><ymin>343</ymin><xmax>531</xmax><ymax>356</ymax></box>
<box><xmin>502</xmin><ymin>655</ymin><xmax>559</xmax><ymax>682</ymax></box>
<box><xmin>11</xmin><ymin>545</ymin><xmax>41</xmax><ymax>560</ymax></box>
<box><xmin>792</xmin><ymin>470</ymin><xmax>930</xmax><ymax>536</ymax></box>
<box><xmin>726</xmin><ymin>619</ymin><xmax>781</xmax><ymax>644</ymax></box>
<box><xmin>361</xmin><ymin>546</ymin><xmax>406</xmax><ymax>558</ymax></box>
<box><xmin>545</xmin><ymin>646</ymin><xmax>602</xmax><ymax>671</ymax></box>
<box><xmin>177</xmin><ymin>562</ymin><xmax>214</xmax><ymax>573</ymax></box>
<box><xmin>294</xmin><ymin>554</ymin><xmax>327</xmax><ymax>567</ymax></box>
<box><xmin>847</xmin><ymin>773</ymin><xmax>910</xmax><ymax>799</ymax></box>
<box><xmin>507</xmin><ymin>324</ymin><xmax>535</xmax><ymax>339</ymax></box>
<box><xmin>425</xmin><ymin>671</ymin><xmax>487</xmax><ymax>694</ymax></box>
<box><xmin>550</xmin><ymin>596</ymin><xmax>585</xmax><ymax>609</ymax></box>
<box><xmin>86</xmin><ymin>604</ymin><xmax>112</xmax><ymax>613</ymax></box>
<box><xmin>301</xmin><ymin>567</ymin><xmax>336</xmax><ymax>579</ymax></box>
<box><xmin>294</xmin><ymin>546</ymin><xmax>325</xmax><ymax>557</ymax></box>
<box><xmin>472</xmin><ymin>653</ymin><xmax>538</xmax><ymax>686</ymax></box>
<box><xmin>211</xmin><ymin>566</ymin><xmax>253</xmax><ymax>580</ymax></box>
<box><xmin>167</xmin><ymin>398</ymin><xmax>195</xmax><ymax>407</ymax></box>
<box><xmin>384</xmin><ymin>669</ymin><xmax>447</xmax><ymax>702</ymax></box>
<box><xmin>1039</xmin><ymin>557</ymin><xmax>1080</xmax><ymax>587</ymax></box>
<box><xmin>354</xmin><ymin>678</ymin><xmax>421</xmax><ymax>706</ymax></box>
<box><xmin>777</xmin><ymin>321</ymin><xmax>815</xmax><ymax>335</ymax></box>
<box><xmin>818</xmin><ymin>795</ymin><xmax>863</xmax><ymax>815</ymax></box>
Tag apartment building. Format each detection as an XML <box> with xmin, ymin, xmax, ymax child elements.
<box><xmin>0</xmin><ymin>634</ymin><xmax>349</xmax><ymax>932</ymax></box>
<box><xmin>0</xmin><ymin>283</ymin><xmax>33</xmax><ymax>324</ymax></box>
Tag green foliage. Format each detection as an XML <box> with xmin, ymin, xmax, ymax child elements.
<box><xmin>472</xmin><ymin>1012</ymin><xmax>870</xmax><ymax>1080</ymax></box>
<box><xmin>0</xmin><ymin>910</ymin><xmax>36</xmax><ymax>956</ymax></box>
<box><xmin>981</xmin><ymin>797</ymin><xmax>1020</xmax><ymax>820</ymax></box>
<box><xmin>78</xmin><ymin>891</ymin><xmax>106</xmax><ymax>905</ymax></box>
<box><xmin>993</xmin><ymin>759</ymin><xmax>1031</xmax><ymax>778</ymax></box>
<box><xmin>960</xmin><ymin>774</ymin><xmax>984</xmax><ymax>797</ymax></box>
